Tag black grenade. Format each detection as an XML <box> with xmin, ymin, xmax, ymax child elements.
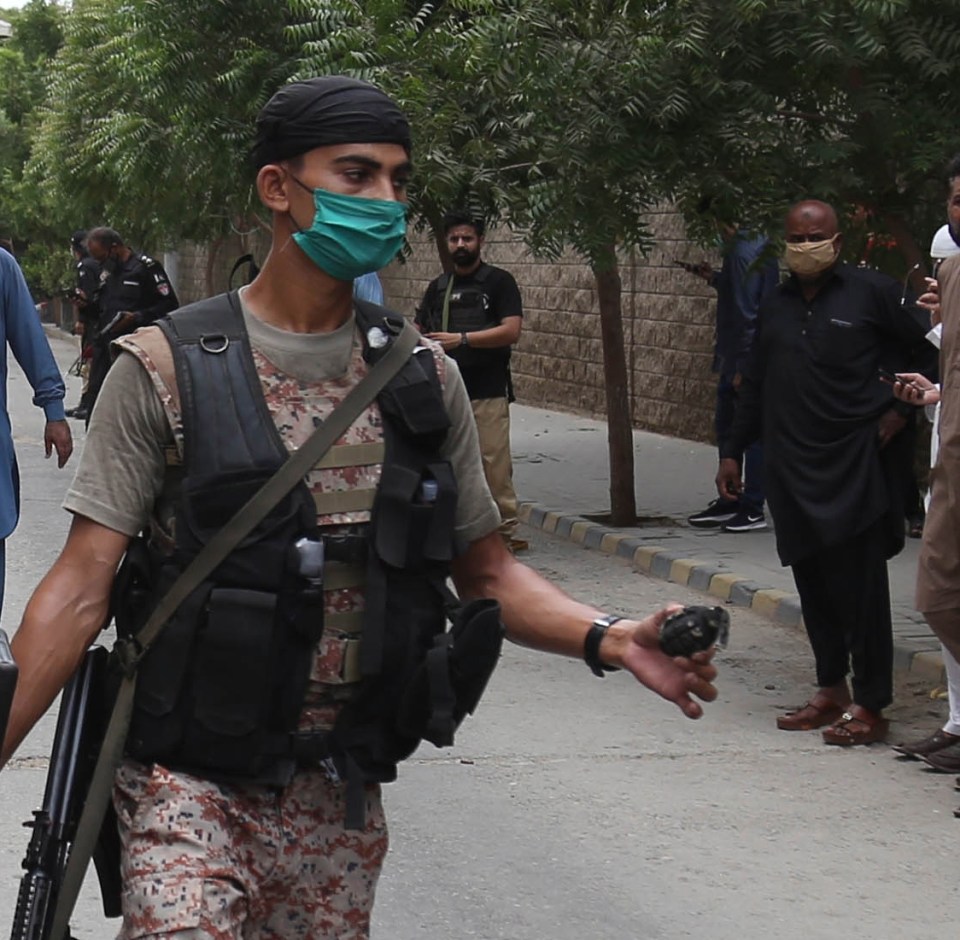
<box><xmin>659</xmin><ymin>605</ymin><xmax>730</xmax><ymax>657</ymax></box>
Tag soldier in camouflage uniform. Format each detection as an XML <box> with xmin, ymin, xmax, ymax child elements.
<box><xmin>0</xmin><ymin>77</ymin><xmax>718</xmax><ymax>938</ymax></box>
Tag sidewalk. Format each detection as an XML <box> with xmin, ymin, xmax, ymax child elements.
<box><xmin>510</xmin><ymin>403</ymin><xmax>943</xmax><ymax>682</ymax></box>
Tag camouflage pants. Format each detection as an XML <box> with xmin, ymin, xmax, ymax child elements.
<box><xmin>112</xmin><ymin>760</ymin><xmax>389</xmax><ymax>939</ymax></box>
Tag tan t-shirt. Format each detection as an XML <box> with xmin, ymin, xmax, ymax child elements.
<box><xmin>63</xmin><ymin>294</ymin><xmax>501</xmax><ymax>552</ymax></box>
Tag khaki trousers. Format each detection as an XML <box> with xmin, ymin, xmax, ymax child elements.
<box><xmin>470</xmin><ymin>396</ymin><xmax>518</xmax><ymax>538</ymax></box>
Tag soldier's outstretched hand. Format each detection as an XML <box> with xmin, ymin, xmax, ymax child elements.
<box><xmin>615</xmin><ymin>606</ymin><xmax>719</xmax><ymax>719</ymax></box>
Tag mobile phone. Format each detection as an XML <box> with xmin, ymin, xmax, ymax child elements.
<box><xmin>877</xmin><ymin>367</ymin><xmax>900</xmax><ymax>384</ymax></box>
<box><xmin>674</xmin><ymin>260</ymin><xmax>701</xmax><ymax>274</ymax></box>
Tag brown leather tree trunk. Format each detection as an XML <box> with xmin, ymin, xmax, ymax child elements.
<box><xmin>593</xmin><ymin>254</ymin><xmax>637</xmax><ymax>525</ymax></box>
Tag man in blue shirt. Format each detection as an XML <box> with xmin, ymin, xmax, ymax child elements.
<box><xmin>685</xmin><ymin>204</ymin><xmax>779</xmax><ymax>532</ymax></box>
<box><xmin>0</xmin><ymin>247</ymin><xmax>73</xmax><ymax>615</ymax></box>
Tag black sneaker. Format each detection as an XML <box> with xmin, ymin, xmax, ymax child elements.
<box><xmin>721</xmin><ymin>507</ymin><xmax>767</xmax><ymax>532</ymax></box>
<box><xmin>687</xmin><ymin>498</ymin><xmax>740</xmax><ymax>528</ymax></box>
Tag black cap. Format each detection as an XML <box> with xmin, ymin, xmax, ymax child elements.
<box><xmin>251</xmin><ymin>76</ymin><xmax>412</xmax><ymax>170</ymax></box>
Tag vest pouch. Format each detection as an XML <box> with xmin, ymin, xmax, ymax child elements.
<box><xmin>125</xmin><ymin>581</ymin><xmax>212</xmax><ymax>762</ymax></box>
<box><xmin>112</xmin><ymin>536</ymin><xmax>161</xmax><ymax>638</ymax></box>
<box><xmin>449</xmin><ymin>288</ymin><xmax>494</xmax><ymax>333</ymax></box>
<box><xmin>176</xmin><ymin>470</ymin><xmax>313</xmax><ymax>591</ymax></box>
<box><xmin>374</xmin><ymin>464</ymin><xmax>457</xmax><ymax>570</ymax></box>
<box><xmin>181</xmin><ymin>587</ymin><xmax>278</xmax><ymax>773</ymax></box>
<box><xmin>395</xmin><ymin>598</ymin><xmax>504</xmax><ymax>747</ymax></box>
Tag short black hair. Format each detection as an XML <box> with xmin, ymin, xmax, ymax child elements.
<box><xmin>442</xmin><ymin>210</ymin><xmax>484</xmax><ymax>238</ymax></box>
<box><xmin>947</xmin><ymin>153</ymin><xmax>960</xmax><ymax>189</ymax></box>
<box><xmin>87</xmin><ymin>226</ymin><xmax>123</xmax><ymax>249</ymax></box>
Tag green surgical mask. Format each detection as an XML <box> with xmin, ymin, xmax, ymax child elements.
<box><xmin>290</xmin><ymin>181</ymin><xmax>407</xmax><ymax>281</ymax></box>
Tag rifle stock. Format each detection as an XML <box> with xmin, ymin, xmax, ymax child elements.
<box><xmin>10</xmin><ymin>647</ymin><xmax>121</xmax><ymax>940</ymax></box>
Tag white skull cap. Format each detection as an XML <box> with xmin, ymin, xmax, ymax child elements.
<box><xmin>930</xmin><ymin>224</ymin><xmax>960</xmax><ymax>260</ymax></box>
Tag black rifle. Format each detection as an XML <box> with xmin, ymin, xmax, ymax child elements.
<box><xmin>10</xmin><ymin>647</ymin><xmax>122</xmax><ymax>940</ymax></box>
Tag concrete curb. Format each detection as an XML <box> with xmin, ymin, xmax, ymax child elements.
<box><xmin>519</xmin><ymin>501</ymin><xmax>945</xmax><ymax>683</ymax></box>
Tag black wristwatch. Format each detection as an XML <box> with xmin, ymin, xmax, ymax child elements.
<box><xmin>584</xmin><ymin>615</ymin><xmax>622</xmax><ymax>678</ymax></box>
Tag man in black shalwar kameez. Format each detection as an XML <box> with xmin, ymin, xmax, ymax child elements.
<box><xmin>718</xmin><ymin>200</ymin><xmax>932</xmax><ymax>746</ymax></box>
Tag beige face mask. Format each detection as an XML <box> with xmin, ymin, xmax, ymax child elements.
<box><xmin>783</xmin><ymin>235</ymin><xmax>839</xmax><ymax>277</ymax></box>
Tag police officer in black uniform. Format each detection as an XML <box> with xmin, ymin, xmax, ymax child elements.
<box><xmin>65</xmin><ymin>231</ymin><xmax>102</xmax><ymax>419</ymax></box>
<box><xmin>80</xmin><ymin>227</ymin><xmax>179</xmax><ymax>419</ymax></box>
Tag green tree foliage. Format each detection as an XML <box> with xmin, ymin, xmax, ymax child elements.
<box><xmin>656</xmin><ymin>0</ymin><xmax>960</xmax><ymax>276</ymax></box>
<box><xmin>9</xmin><ymin>0</ymin><xmax>960</xmax><ymax>514</ymax></box>
<box><xmin>294</xmin><ymin>0</ymin><xmax>670</xmax><ymax>522</ymax></box>
<box><xmin>0</xmin><ymin>1</ymin><xmax>68</xmax><ymax>293</ymax></box>
<box><xmin>32</xmin><ymin>0</ymin><xmax>303</xmax><ymax>249</ymax></box>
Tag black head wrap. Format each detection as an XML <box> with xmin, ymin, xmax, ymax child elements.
<box><xmin>251</xmin><ymin>76</ymin><xmax>412</xmax><ymax>170</ymax></box>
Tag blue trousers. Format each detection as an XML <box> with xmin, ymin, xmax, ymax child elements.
<box><xmin>715</xmin><ymin>373</ymin><xmax>764</xmax><ymax>511</ymax></box>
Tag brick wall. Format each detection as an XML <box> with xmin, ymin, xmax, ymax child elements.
<box><xmin>177</xmin><ymin>208</ymin><xmax>723</xmax><ymax>444</ymax></box>
<box><xmin>175</xmin><ymin>229</ymin><xmax>271</xmax><ymax>302</ymax></box>
<box><xmin>383</xmin><ymin>207</ymin><xmax>722</xmax><ymax>443</ymax></box>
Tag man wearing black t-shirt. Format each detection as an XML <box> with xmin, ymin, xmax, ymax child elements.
<box><xmin>416</xmin><ymin>211</ymin><xmax>525</xmax><ymax>550</ymax></box>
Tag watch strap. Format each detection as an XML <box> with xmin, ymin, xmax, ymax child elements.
<box><xmin>584</xmin><ymin>615</ymin><xmax>622</xmax><ymax>678</ymax></box>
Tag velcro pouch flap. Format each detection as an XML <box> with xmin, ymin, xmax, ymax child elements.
<box><xmin>377</xmin><ymin>359</ymin><xmax>450</xmax><ymax>437</ymax></box>
<box><xmin>135</xmin><ymin>582</ymin><xmax>211</xmax><ymax>717</ymax></box>
<box><xmin>194</xmin><ymin>588</ymin><xmax>277</xmax><ymax>736</ymax></box>
<box><xmin>373</xmin><ymin>465</ymin><xmax>419</xmax><ymax>567</ymax></box>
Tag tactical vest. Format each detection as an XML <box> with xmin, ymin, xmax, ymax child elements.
<box><xmin>112</xmin><ymin>291</ymin><xmax>503</xmax><ymax>824</ymax></box>
<box><xmin>432</xmin><ymin>263</ymin><xmax>498</xmax><ymax>335</ymax></box>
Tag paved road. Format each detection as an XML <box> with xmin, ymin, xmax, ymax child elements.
<box><xmin>370</xmin><ymin>526</ymin><xmax>956</xmax><ymax>940</ymax></box>
<box><xmin>0</xmin><ymin>333</ymin><xmax>955</xmax><ymax>937</ymax></box>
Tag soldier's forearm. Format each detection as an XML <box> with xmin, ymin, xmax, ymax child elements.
<box><xmin>1</xmin><ymin>517</ymin><xmax>126</xmax><ymax>768</ymax></box>
<box><xmin>452</xmin><ymin>531</ymin><xmax>601</xmax><ymax>659</ymax></box>
<box><xmin>2</xmin><ymin>568</ymin><xmax>109</xmax><ymax>767</ymax></box>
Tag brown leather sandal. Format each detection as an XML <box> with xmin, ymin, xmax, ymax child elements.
<box><xmin>776</xmin><ymin>696</ymin><xmax>850</xmax><ymax>731</ymax></box>
<box><xmin>822</xmin><ymin>705</ymin><xmax>889</xmax><ymax>746</ymax></box>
